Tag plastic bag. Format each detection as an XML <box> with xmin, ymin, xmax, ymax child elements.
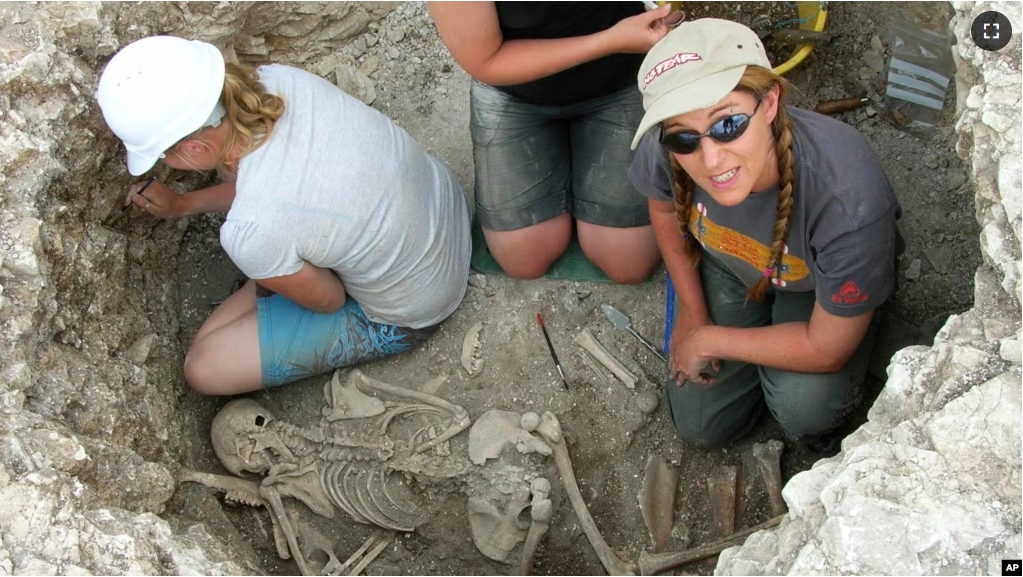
<box><xmin>884</xmin><ymin>14</ymin><xmax>955</xmax><ymax>136</ymax></box>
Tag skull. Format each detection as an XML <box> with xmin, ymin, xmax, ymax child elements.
<box><xmin>211</xmin><ymin>399</ymin><xmax>281</xmax><ymax>476</ymax></box>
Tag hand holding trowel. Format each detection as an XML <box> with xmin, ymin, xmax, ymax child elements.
<box><xmin>601</xmin><ymin>305</ymin><xmax>667</xmax><ymax>364</ymax></box>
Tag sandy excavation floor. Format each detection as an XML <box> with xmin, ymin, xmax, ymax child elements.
<box><xmin>164</xmin><ymin>2</ymin><xmax>980</xmax><ymax>575</ymax></box>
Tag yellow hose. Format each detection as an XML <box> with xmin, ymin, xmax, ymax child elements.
<box><xmin>653</xmin><ymin>1</ymin><xmax>826</xmax><ymax>77</ymax></box>
<box><xmin>772</xmin><ymin>1</ymin><xmax>828</xmax><ymax>76</ymax></box>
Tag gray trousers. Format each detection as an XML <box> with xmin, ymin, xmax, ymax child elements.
<box><xmin>666</xmin><ymin>254</ymin><xmax>875</xmax><ymax>448</ymax></box>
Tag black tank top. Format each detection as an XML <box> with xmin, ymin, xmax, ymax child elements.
<box><xmin>495</xmin><ymin>1</ymin><xmax>645</xmax><ymax>105</ymax></box>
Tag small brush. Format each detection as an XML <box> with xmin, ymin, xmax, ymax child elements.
<box><xmin>536</xmin><ymin>313</ymin><xmax>569</xmax><ymax>390</ymax></box>
<box><xmin>107</xmin><ymin>177</ymin><xmax>156</xmax><ymax>225</ymax></box>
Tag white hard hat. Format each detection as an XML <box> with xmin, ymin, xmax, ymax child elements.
<box><xmin>97</xmin><ymin>36</ymin><xmax>226</xmax><ymax>175</ymax></box>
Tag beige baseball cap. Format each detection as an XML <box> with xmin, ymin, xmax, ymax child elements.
<box><xmin>631</xmin><ymin>18</ymin><xmax>772</xmax><ymax>150</ymax></box>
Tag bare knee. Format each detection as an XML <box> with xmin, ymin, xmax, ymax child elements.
<box><xmin>601</xmin><ymin>262</ymin><xmax>660</xmax><ymax>285</ymax></box>
<box><xmin>484</xmin><ymin>221</ymin><xmax>571</xmax><ymax>280</ymax></box>
<box><xmin>577</xmin><ymin>224</ymin><xmax>661</xmax><ymax>285</ymax></box>
<box><xmin>183</xmin><ymin>345</ymin><xmax>218</xmax><ymax>396</ymax></box>
<box><xmin>183</xmin><ymin>341</ymin><xmax>259</xmax><ymax>396</ymax></box>
<box><xmin>501</xmin><ymin>260</ymin><xmax>554</xmax><ymax>280</ymax></box>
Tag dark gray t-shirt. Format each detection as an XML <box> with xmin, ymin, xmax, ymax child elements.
<box><xmin>628</xmin><ymin>106</ymin><xmax>900</xmax><ymax>317</ymax></box>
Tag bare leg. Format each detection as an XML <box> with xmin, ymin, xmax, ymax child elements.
<box><xmin>193</xmin><ymin>280</ymin><xmax>257</xmax><ymax>342</ymax></box>
<box><xmin>482</xmin><ymin>214</ymin><xmax>572</xmax><ymax>280</ymax></box>
<box><xmin>184</xmin><ymin>282</ymin><xmax>262</xmax><ymax>395</ymax></box>
<box><xmin>577</xmin><ymin>222</ymin><xmax>661</xmax><ymax>285</ymax></box>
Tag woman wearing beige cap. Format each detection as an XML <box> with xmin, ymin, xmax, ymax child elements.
<box><xmin>628</xmin><ymin>19</ymin><xmax>901</xmax><ymax>449</ymax></box>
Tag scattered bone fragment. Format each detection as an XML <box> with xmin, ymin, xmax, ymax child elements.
<box><xmin>521</xmin><ymin>477</ymin><xmax>553</xmax><ymax>576</ymax></box>
<box><xmin>735</xmin><ymin>463</ymin><xmax>748</xmax><ymax>526</ymax></box>
<box><xmin>573</xmin><ymin>328</ymin><xmax>638</xmax><ymax>389</ymax></box>
<box><xmin>635</xmin><ymin>391</ymin><xmax>659</xmax><ymax>414</ymax></box>
<box><xmin>752</xmin><ymin>439</ymin><xmax>787</xmax><ymax>517</ymax></box>
<box><xmin>421</xmin><ymin>374</ymin><xmax>448</xmax><ymax>396</ymax></box>
<box><xmin>638</xmin><ymin>455</ymin><xmax>678</xmax><ymax>554</ymax></box>
<box><xmin>637</xmin><ymin>514</ymin><xmax>785</xmax><ymax>575</ymax></box>
<box><xmin>461</xmin><ymin>321</ymin><xmax>484</xmax><ymax>376</ymax></box>
<box><xmin>529</xmin><ymin>411</ymin><xmax>637</xmax><ymax>575</ymax></box>
<box><xmin>575</xmin><ymin>348</ymin><xmax>612</xmax><ymax>386</ymax></box>
<box><xmin>124</xmin><ymin>332</ymin><xmax>158</xmax><ymax>364</ymax></box>
<box><xmin>707</xmin><ymin>465</ymin><xmax>737</xmax><ymax>536</ymax></box>
<box><xmin>339</xmin><ymin>530</ymin><xmax>395</xmax><ymax>576</ymax></box>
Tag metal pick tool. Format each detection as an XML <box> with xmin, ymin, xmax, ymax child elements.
<box><xmin>601</xmin><ymin>304</ymin><xmax>667</xmax><ymax>364</ymax></box>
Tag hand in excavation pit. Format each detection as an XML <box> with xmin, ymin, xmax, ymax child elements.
<box><xmin>124</xmin><ymin>179</ymin><xmax>185</xmax><ymax>219</ymax></box>
<box><xmin>669</xmin><ymin>321</ymin><xmax>721</xmax><ymax>386</ymax></box>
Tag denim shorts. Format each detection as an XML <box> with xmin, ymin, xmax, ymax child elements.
<box><xmin>469</xmin><ymin>80</ymin><xmax>649</xmax><ymax>231</ymax></box>
<box><xmin>256</xmin><ymin>292</ymin><xmax>438</xmax><ymax>388</ymax></box>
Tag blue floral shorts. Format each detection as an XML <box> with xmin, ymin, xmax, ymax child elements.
<box><xmin>256</xmin><ymin>293</ymin><xmax>438</xmax><ymax>388</ymax></box>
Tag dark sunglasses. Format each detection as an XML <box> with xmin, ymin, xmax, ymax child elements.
<box><xmin>660</xmin><ymin>100</ymin><xmax>762</xmax><ymax>155</ymax></box>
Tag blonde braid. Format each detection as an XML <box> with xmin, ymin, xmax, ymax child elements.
<box><xmin>747</xmin><ymin>104</ymin><xmax>795</xmax><ymax>302</ymax></box>
<box><xmin>670</xmin><ymin>154</ymin><xmax>702</xmax><ymax>266</ymax></box>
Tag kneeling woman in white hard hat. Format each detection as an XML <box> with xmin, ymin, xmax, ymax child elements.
<box><xmin>96</xmin><ymin>36</ymin><xmax>471</xmax><ymax>395</ymax></box>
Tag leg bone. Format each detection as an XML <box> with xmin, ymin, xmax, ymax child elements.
<box><xmin>531</xmin><ymin>411</ymin><xmax>636</xmax><ymax>575</ymax></box>
<box><xmin>573</xmin><ymin>329</ymin><xmax>637</xmax><ymax>389</ymax></box>
<box><xmin>752</xmin><ymin>440</ymin><xmax>787</xmax><ymax>517</ymax></box>
<box><xmin>520</xmin><ymin>477</ymin><xmax>553</xmax><ymax>576</ymax></box>
<box><xmin>707</xmin><ymin>465</ymin><xmax>737</xmax><ymax>536</ymax></box>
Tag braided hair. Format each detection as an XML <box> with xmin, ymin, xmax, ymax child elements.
<box><xmin>670</xmin><ymin>66</ymin><xmax>797</xmax><ymax>302</ymax></box>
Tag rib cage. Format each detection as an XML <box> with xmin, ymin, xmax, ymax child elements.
<box><xmin>320</xmin><ymin>461</ymin><xmax>421</xmax><ymax>531</ymax></box>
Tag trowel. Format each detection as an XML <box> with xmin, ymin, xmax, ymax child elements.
<box><xmin>601</xmin><ymin>305</ymin><xmax>667</xmax><ymax>363</ymax></box>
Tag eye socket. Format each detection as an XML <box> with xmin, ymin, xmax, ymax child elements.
<box><xmin>254</xmin><ymin>415</ymin><xmax>265</xmax><ymax>427</ymax></box>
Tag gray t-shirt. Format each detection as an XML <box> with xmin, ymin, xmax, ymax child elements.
<box><xmin>221</xmin><ymin>64</ymin><xmax>471</xmax><ymax>328</ymax></box>
<box><xmin>628</xmin><ymin>106</ymin><xmax>900</xmax><ymax>317</ymax></box>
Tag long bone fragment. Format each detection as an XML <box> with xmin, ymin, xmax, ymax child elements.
<box><xmin>707</xmin><ymin>465</ymin><xmax>737</xmax><ymax>536</ymax></box>
<box><xmin>638</xmin><ymin>514</ymin><xmax>785</xmax><ymax>575</ymax></box>
<box><xmin>752</xmin><ymin>440</ymin><xmax>787</xmax><ymax>517</ymax></box>
<box><xmin>638</xmin><ymin>456</ymin><xmax>678</xmax><ymax>553</ymax></box>
<box><xmin>528</xmin><ymin>411</ymin><xmax>637</xmax><ymax>575</ymax></box>
<box><xmin>573</xmin><ymin>328</ymin><xmax>638</xmax><ymax>389</ymax></box>
<box><xmin>178</xmin><ymin>468</ymin><xmax>290</xmax><ymax>559</ymax></box>
<box><xmin>347</xmin><ymin>531</ymin><xmax>394</xmax><ymax>576</ymax></box>
<box><xmin>260</xmin><ymin>482</ymin><xmax>315</xmax><ymax>576</ymax></box>
<box><xmin>520</xmin><ymin>477</ymin><xmax>552</xmax><ymax>576</ymax></box>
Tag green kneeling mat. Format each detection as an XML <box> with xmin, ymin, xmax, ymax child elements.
<box><xmin>469</xmin><ymin>219</ymin><xmax>612</xmax><ymax>283</ymax></box>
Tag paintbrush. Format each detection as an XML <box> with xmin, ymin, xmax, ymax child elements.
<box><xmin>106</xmin><ymin>177</ymin><xmax>155</xmax><ymax>225</ymax></box>
<box><xmin>536</xmin><ymin>313</ymin><xmax>569</xmax><ymax>390</ymax></box>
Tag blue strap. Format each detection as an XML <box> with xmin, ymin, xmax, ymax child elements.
<box><xmin>664</xmin><ymin>271</ymin><xmax>675</xmax><ymax>357</ymax></box>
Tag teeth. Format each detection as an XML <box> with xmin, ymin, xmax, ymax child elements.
<box><xmin>711</xmin><ymin>169</ymin><xmax>737</xmax><ymax>182</ymax></box>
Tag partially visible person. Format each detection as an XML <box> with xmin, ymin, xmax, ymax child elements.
<box><xmin>628</xmin><ymin>20</ymin><xmax>901</xmax><ymax>447</ymax></box>
<box><xmin>429</xmin><ymin>2</ymin><xmax>681</xmax><ymax>283</ymax></box>
<box><xmin>96</xmin><ymin>36</ymin><xmax>471</xmax><ymax>395</ymax></box>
